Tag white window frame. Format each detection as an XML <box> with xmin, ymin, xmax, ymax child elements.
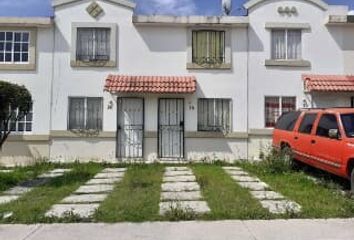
<box><xmin>6</xmin><ymin>105</ymin><xmax>33</xmax><ymax>133</ymax></box>
<box><xmin>264</xmin><ymin>96</ymin><xmax>297</xmax><ymax>128</ymax></box>
<box><xmin>71</xmin><ymin>22</ymin><xmax>117</xmax><ymax>67</ymax></box>
<box><xmin>271</xmin><ymin>29</ymin><xmax>302</xmax><ymax>60</ymax></box>
<box><xmin>68</xmin><ymin>97</ymin><xmax>103</xmax><ymax>131</ymax></box>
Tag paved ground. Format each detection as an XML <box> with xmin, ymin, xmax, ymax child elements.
<box><xmin>1</xmin><ymin>219</ymin><xmax>354</xmax><ymax>240</ymax></box>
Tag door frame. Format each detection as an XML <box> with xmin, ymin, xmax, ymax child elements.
<box><xmin>116</xmin><ymin>97</ymin><xmax>145</xmax><ymax>159</ymax></box>
<box><xmin>157</xmin><ymin>98</ymin><xmax>185</xmax><ymax>159</ymax></box>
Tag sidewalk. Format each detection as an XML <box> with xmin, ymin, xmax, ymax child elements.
<box><xmin>2</xmin><ymin>219</ymin><xmax>354</xmax><ymax>240</ymax></box>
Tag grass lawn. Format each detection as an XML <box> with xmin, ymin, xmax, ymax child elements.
<box><xmin>95</xmin><ymin>164</ymin><xmax>164</xmax><ymax>222</ymax></box>
<box><xmin>1</xmin><ymin>161</ymin><xmax>354</xmax><ymax>223</ymax></box>
<box><xmin>239</xmin><ymin>162</ymin><xmax>354</xmax><ymax>219</ymax></box>
<box><xmin>0</xmin><ymin>162</ymin><xmax>103</xmax><ymax>223</ymax></box>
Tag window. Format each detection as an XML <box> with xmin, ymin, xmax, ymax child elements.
<box><xmin>341</xmin><ymin>114</ymin><xmax>354</xmax><ymax>138</ymax></box>
<box><xmin>0</xmin><ymin>105</ymin><xmax>33</xmax><ymax>132</ymax></box>
<box><xmin>198</xmin><ymin>99</ymin><xmax>231</xmax><ymax>133</ymax></box>
<box><xmin>316</xmin><ymin>114</ymin><xmax>339</xmax><ymax>138</ymax></box>
<box><xmin>0</xmin><ymin>31</ymin><xmax>29</xmax><ymax>64</ymax></box>
<box><xmin>192</xmin><ymin>30</ymin><xmax>225</xmax><ymax>65</ymax></box>
<box><xmin>275</xmin><ymin>111</ymin><xmax>300</xmax><ymax>131</ymax></box>
<box><xmin>76</xmin><ymin>28</ymin><xmax>110</xmax><ymax>62</ymax></box>
<box><xmin>298</xmin><ymin>113</ymin><xmax>317</xmax><ymax>134</ymax></box>
<box><xmin>68</xmin><ymin>97</ymin><xmax>103</xmax><ymax>130</ymax></box>
<box><xmin>265</xmin><ymin>97</ymin><xmax>296</xmax><ymax>127</ymax></box>
<box><xmin>271</xmin><ymin>29</ymin><xmax>301</xmax><ymax>60</ymax></box>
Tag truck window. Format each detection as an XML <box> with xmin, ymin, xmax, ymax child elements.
<box><xmin>316</xmin><ymin>114</ymin><xmax>339</xmax><ymax>138</ymax></box>
<box><xmin>299</xmin><ymin>113</ymin><xmax>317</xmax><ymax>134</ymax></box>
<box><xmin>275</xmin><ymin>111</ymin><xmax>301</xmax><ymax>131</ymax></box>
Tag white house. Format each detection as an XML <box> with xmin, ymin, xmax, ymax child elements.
<box><xmin>1</xmin><ymin>0</ymin><xmax>354</xmax><ymax>165</ymax></box>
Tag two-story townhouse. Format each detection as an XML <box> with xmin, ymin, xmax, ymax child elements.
<box><xmin>1</xmin><ymin>0</ymin><xmax>354</xmax><ymax>165</ymax></box>
<box><xmin>0</xmin><ymin>17</ymin><xmax>53</xmax><ymax>165</ymax></box>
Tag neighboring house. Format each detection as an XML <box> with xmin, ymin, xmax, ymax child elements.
<box><xmin>1</xmin><ymin>0</ymin><xmax>354</xmax><ymax>165</ymax></box>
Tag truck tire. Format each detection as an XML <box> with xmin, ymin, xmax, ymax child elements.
<box><xmin>351</xmin><ymin>168</ymin><xmax>354</xmax><ymax>194</ymax></box>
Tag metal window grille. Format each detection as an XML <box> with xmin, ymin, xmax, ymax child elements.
<box><xmin>0</xmin><ymin>31</ymin><xmax>30</xmax><ymax>63</ymax></box>
<box><xmin>198</xmin><ymin>98</ymin><xmax>231</xmax><ymax>133</ymax></box>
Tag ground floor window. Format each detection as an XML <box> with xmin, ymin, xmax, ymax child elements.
<box><xmin>7</xmin><ymin>105</ymin><xmax>33</xmax><ymax>132</ymax></box>
<box><xmin>68</xmin><ymin>97</ymin><xmax>103</xmax><ymax>130</ymax></box>
<box><xmin>198</xmin><ymin>98</ymin><xmax>231</xmax><ymax>133</ymax></box>
<box><xmin>265</xmin><ymin>96</ymin><xmax>296</xmax><ymax>128</ymax></box>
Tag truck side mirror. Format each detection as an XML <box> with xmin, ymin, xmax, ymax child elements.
<box><xmin>328</xmin><ymin>129</ymin><xmax>340</xmax><ymax>139</ymax></box>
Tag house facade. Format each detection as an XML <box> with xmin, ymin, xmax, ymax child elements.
<box><xmin>1</xmin><ymin>0</ymin><xmax>354</xmax><ymax>165</ymax></box>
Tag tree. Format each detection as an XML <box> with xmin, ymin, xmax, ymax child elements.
<box><xmin>0</xmin><ymin>81</ymin><xmax>32</xmax><ymax>150</ymax></box>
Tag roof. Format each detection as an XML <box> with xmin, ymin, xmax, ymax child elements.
<box><xmin>52</xmin><ymin>0</ymin><xmax>136</xmax><ymax>9</ymax></box>
<box><xmin>244</xmin><ymin>0</ymin><xmax>328</xmax><ymax>11</ymax></box>
<box><xmin>0</xmin><ymin>17</ymin><xmax>53</xmax><ymax>28</ymax></box>
<box><xmin>303</xmin><ymin>74</ymin><xmax>354</xmax><ymax>92</ymax></box>
<box><xmin>132</xmin><ymin>15</ymin><xmax>249</xmax><ymax>27</ymax></box>
<box><xmin>104</xmin><ymin>75</ymin><xmax>197</xmax><ymax>94</ymax></box>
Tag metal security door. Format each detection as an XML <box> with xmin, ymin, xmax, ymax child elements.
<box><xmin>158</xmin><ymin>98</ymin><xmax>184</xmax><ymax>159</ymax></box>
<box><xmin>117</xmin><ymin>98</ymin><xmax>144</xmax><ymax>158</ymax></box>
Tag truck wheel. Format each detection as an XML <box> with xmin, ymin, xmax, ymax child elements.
<box><xmin>351</xmin><ymin>168</ymin><xmax>354</xmax><ymax>194</ymax></box>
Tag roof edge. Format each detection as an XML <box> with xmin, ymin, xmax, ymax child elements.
<box><xmin>0</xmin><ymin>17</ymin><xmax>53</xmax><ymax>28</ymax></box>
<box><xmin>53</xmin><ymin>0</ymin><xmax>136</xmax><ymax>9</ymax></box>
<box><xmin>133</xmin><ymin>15</ymin><xmax>249</xmax><ymax>27</ymax></box>
<box><xmin>244</xmin><ymin>0</ymin><xmax>328</xmax><ymax>11</ymax></box>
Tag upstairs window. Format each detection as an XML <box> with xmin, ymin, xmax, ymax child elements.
<box><xmin>198</xmin><ymin>98</ymin><xmax>231</xmax><ymax>133</ymax></box>
<box><xmin>0</xmin><ymin>31</ymin><xmax>29</xmax><ymax>64</ymax></box>
<box><xmin>68</xmin><ymin>97</ymin><xmax>103</xmax><ymax>130</ymax></box>
<box><xmin>265</xmin><ymin>96</ymin><xmax>296</xmax><ymax>128</ymax></box>
<box><xmin>192</xmin><ymin>30</ymin><xmax>225</xmax><ymax>65</ymax></box>
<box><xmin>76</xmin><ymin>28</ymin><xmax>110</xmax><ymax>62</ymax></box>
<box><xmin>271</xmin><ymin>29</ymin><xmax>301</xmax><ymax>60</ymax></box>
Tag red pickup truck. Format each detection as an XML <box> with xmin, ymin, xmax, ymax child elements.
<box><xmin>272</xmin><ymin>108</ymin><xmax>354</xmax><ymax>192</ymax></box>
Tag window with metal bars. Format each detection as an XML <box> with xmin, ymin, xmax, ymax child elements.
<box><xmin>76</xmin><ymin>28</ymin><xmax>110</xmax><ymax>62</ymax></box>
<box><xmin>198</xmin><ymin>98</ymin><xmax>231</xmax><ymax>133</ymax></box>
<box><xmin>265</xmin><ymin>96</ymin><xmax>296</xmax><ymax>128</ymax></box>
<box><xmin>68</xmin><ymin>97</ymin><xmax>103</xmax><ymax>130</ymax></box>
<box><xmin>0</xmin><ymin>105</ymin><xmax>33</xmax><ymax>132</ymax></box>
<box><xmin>192</xmin><ymin>30</ymin><xmax>225</xmax><ymax>65</ymax></box>
<box><xmin>0</xmin><ymin>31</ymin><xmax>29</xmax><ymax>63</ymax></box>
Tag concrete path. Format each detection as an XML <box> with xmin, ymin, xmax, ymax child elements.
<box><xmin>223</xmin><ymin>167</ymin><xmax>301</xmax><ymax>214</ymax></box>
<box><xmin>159</xmin><ymin>167</ymin><xmax>210</xmax><ymax>215</ymax></box>
<box><xmin>45</xmin><ymin>168</ymin><xmax>126</xmax><ymax>219</ymax></box>
<box><xmin>1</xmin><ymin>219</ymin><xmax>354</xmax><ymax>240</ymax></box>
<box><xmin>0</xmin><ymin>169</ymin><xmax>72</xmax><ymax>205</ymax></box>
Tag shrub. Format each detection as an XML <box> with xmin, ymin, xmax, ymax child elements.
<box><xmin>257</xmin><ymin>148</ymin><xmax>293</xmax><ymax>174</ymax></box>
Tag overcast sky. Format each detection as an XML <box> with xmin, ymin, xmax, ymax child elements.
<box><xmin>0</xmin><ymin>0</ymin><xmax>352</xmax><ymax>17</ymax></box>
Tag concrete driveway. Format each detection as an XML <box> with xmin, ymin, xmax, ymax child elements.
<box><xmin>1</xmin><ymin>218</ymin><xmax>354</xmax><ymax>240</ymax></box>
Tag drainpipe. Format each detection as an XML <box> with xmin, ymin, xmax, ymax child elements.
<box><xmin>49</xmin><ymin>17</ymin><xmax>56</xmax><ymax>161</ymax></box>
<box><xmin>246</xmin><ymin>22</ymin><xmax>250</xmax><ymax>161</ymax></box>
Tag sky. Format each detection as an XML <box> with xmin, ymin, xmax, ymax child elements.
<box><xmin>0</xmin><ymin>0</ymin><xmax>353</xmax><ymax>17</ymax></box>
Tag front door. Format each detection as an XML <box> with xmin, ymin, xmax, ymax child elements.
<box><xmin>117</xmin><ymin>98</ymin><xmax>144</xmax><ymax>158</ymax></box>
<box><xmin>158</xmin><ymin>98</ymin><xmax>184</xmax><ymax>159</ymax></box>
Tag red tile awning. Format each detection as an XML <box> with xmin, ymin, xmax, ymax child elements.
<box><xmin>303</xmin><ymin>74</ymin><xmax>354</xmax><ymax>92</ymax></box>
<box><xmin>104</xmin><ymin>75</ymin><xmax>197</xmax><ymax>94</ymax></box>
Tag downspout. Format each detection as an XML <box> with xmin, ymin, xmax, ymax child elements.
<box><xmin>49</xmin><ymin>17</ymin><xmax>56</xmax><ymax>161</ymax></box>
<box><xmin>246</xmin><ymin>19</ymin><xmax>250</xmax><ymax>161</ymax></box>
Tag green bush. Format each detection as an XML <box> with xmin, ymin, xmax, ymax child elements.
<box><xmin>258</xmin><ymin>148</ymin><xmax>293</xmax><ymax>174</ymax></box>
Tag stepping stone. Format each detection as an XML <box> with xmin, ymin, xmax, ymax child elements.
<box><xmin>260</xmin><ymin>200</ymin><xmax>301</xmax><ymax>214</ymax></box>
<box><xmin>61</xmin><ymin>194</ymin><xmax>107</xmax><ymax>203</ymax></box>
<box><xmin>163</xmin><ymin>175</ymin><xmax>196</xmax><ymax>182</ymax></box>
<box><xmin>50</xmin><ymin>169</ymin><xmax>72</xmax><ymax>174</ymax></box>
<box><xmin>224</xmin><ymin>169</ymin><xmax>249</xmax><ymax>176</ymax></box>
<box><xmin>237</xmin><ymin>181</ymin><xmax>269</xmax><ymax>191</ymax></box>
<box><xmin>94</xmin><ymin>172</ymin><xmax>125</xmax><ymax>179</ymax></box>
<box><xmin>165</xmin><ymin>167</ymin><xmax>190</xmax><ymax>172</ymax></box>
<box><xmin>161</xmin><ymin>182</ymin><xmax>200</xmax><ymax>192</ymax></box>
<box><xmin>46</xmin><ymin>204</ymin><xmax>99</xmax><ymax>218</ymax></box>
<box><xmin>250</xmin><ymin>191</ymin><xmax>285</xmax><ymax>200</ymax></box>
<box><xmin>159</xmin><ymin>201</ymin><xmax>210</xmax><ymax>215</ymax></box>
<box><xmin>38</xmin><ymin>173</ymin><xmax>66</xmax><ymax>178</ymax></box>
<box><xmin>222</xmin><ymin>166</ymin><xmax>243</xmax><ymax>171</ymax></box>
<box><xmin>86</xmin><ymin>178</ymin><xmax>122</xmax><ymax>185</ymax></box>
<box><xmin>0</xmin><ymin>195</ymin><xmax>20</xmax><ymax>204</ymax></box>
<box><xmin>0</xmin><ymin>170</ymin><xmax>13</xmax><ymax>173</ymax></box>
<box><xmin>101</xmin><ymin>168</ymin><xmax>126</xmax><ymax>173</ymax></box>
<box><xmin>4</xmin><ymin>186</ymin><xmax>32</xmax><ymax>195</ymax></box>
<box><xmin>164</xmin><ymin>171</ymin><xmax>193</xmax><ymax>177</ymax></box>
<box><xmin>74</xmin><ymin>185</ymin><xmax>114</xmax><ymax>194</ymax></box>
<box><xmin>231</xmin><ymin>175</ymin><xmax>260</xmax><ymax>182</ymax></box>
<box><xmin>161</xmin><ymin>191</ymin><xmax>202</xmax><ymax>201</ymax></box>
